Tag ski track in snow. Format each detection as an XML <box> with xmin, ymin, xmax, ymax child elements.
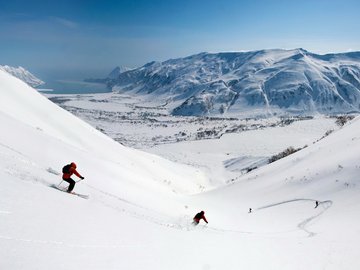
<box><xmin>0</xmin><ymin>135</ymin><xmax>336</xmax><ymax>246</ymax></box>
<box><xmin>0</xmin><ymin>143</ymin><xmax>55</xmax><ymax>187</ymax></box>
<box><xmin>5</xmin><ymin>156</ymin><xmax>334</xmax><ymax>240</ymax></box>
<box><xmin>81</xmin><ymin>183</ymin><xmax>266</xmax><ymax>234</ymax></box>
<box><xmin>0</xmin><ymin>145</ymin><xmax>340</xmax><ymax>254</ymax></box>
<box><xmin>0</xmin><ymin>169</ymin><xmax>335</xmax><ymax>255</ymax></box>
<box><xmin>256</xmin><ymin>198</ymin><xmax>317</xmax><ymax>210</ymax></box>
<box><xmin>50</xmin><ymin>179</ymin><xmax>188</xmax><ymax>231</ymax></box>
<box><xmin>0</xmin><ymin>235</ymin><xmax>150</xmax><ymax>249</ymax></box>
<box><xmin>0</xmin><ymin>140</ymin><xmax>173</xmax><ymax>233</ymax></box>
<box><xmin>256</xmin><ymin>199</ymin><xmax>333</xmax><ymax>237</ymax></box>
<box><xmin>297</xmin><ymin>200</ymin><xmax>333</xmax><ymax>237</ymax></box>
<box><xmin>82</xmin><ymin>184</ymin><xmax>200</xmax><ymax>231</ymax></box>
<box><xmin>2</xmin><ymin>143</ymin><xmax>334</xmax><ymax>241</ymax></box>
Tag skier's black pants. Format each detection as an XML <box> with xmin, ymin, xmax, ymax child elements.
<box><xmin>63</xmin><ymin>177</ymin><xmax>75</xmax><ymax>192</ymax></box>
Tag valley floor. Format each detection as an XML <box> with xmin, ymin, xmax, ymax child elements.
<box><xmin>47</xmin><ymin>92</ymin><xmax>342</xmax><ymax>188</ymax></box>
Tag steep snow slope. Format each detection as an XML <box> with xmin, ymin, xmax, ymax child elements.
<box><xmin>0</xmin><ymin>69</ymin><xmax>209</xmax><ymax>206</ymax></box>
<box><xmin>0</xmin><ymin>65</ymin><xmax>44</xmax><ymax>87</ymax></box>
<box><xmin>1</xmin><ymin>69</ymin><xmax>360</xmax><ymax>270</ymax></box>
<box><xmin>109</xmin><ymin>49</ymin><xmax>360</xmax><ymax>116</ymax></box>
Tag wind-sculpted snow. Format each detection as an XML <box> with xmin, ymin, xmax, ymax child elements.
<box><xmin>107</xmin><ymin>49</ymin><xmax>360</xmax><ymax>116</ymax></box>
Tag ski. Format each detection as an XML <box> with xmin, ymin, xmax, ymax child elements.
<box><xmin>49</xmin><ymin>184</ymin><xmax>89</xmax><ymax>199</ymax></box>
<box><xmin>69</xmin><ymin>192</ymin><xmax>89</xmax><ymax>199</ymax></box>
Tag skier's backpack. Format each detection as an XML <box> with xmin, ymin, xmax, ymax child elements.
<box><xmin>62</xmin><ymin>164</ymin><xmax>71</xmax><ymax>174</ymax></box>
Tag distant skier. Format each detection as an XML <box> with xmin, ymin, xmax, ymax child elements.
<box><xmin>315</xmin><ymin>201</ymin><xmax>319</xmax><ymax>208</ymax></box>
<box><xmin>62</xmin><ymin>162</ymin><xmax>84</xmax><ymax>193</ymax></box>
<box><xmin>193</xmin><ymin>211</ymin><xmax>208</xmax><ymax>225</ymax></box>
<box><xmin>248</xmin><ymin>208</ymin><xmax>252</xmax><ymax>213</ymax></box>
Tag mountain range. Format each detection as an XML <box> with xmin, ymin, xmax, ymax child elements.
<box><xmin>104</xmin><ymin>49</ymin><xmax>360</xmax><ymax>117</ymax></box>
<box><xmin>0</xmin><ymin>65</ymin><xmax>45</xmax><ymax>88</ymax></box>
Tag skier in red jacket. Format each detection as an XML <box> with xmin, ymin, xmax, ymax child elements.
<box><xmin>193</xmin><ymin>211</ymin><xmax>208</xmax><ymax>225</ymax></box>
<box><xmin>62</xmin><ymin>162</ymin><xmax>84</xmax><ymax>193</ymax></box>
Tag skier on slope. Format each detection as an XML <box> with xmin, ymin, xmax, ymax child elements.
<box><xmin>62</xmin><ymin>162</ymin><xmax>84</xmax><ymax>193</ymax></box>
<box><xmin>315</xmin><ymin>201</ymin><xmax>319</xmax><ymax>208</ymax></box>
<box><xmin>193</xmin><ymin>211</ymin><xmax>208</xmax><ymax>225</ymax></box>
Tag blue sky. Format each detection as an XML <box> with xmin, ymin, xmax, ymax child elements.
<box><xmin>0</xmin><ymin>0</ymin><xmax>359</xmax><ymax>79</ymax></box>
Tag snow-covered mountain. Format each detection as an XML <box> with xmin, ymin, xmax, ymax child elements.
<box><xmin>0</xmin><ymin>65</ymin><xmax>45</xmax><ymax>87</ymax></box>
<box><xmin>107</xmin><ymin>66</ymin><xmax>132</xmax><ymax>79</ymax></box>
<box><xmin>108</xmin><ymin>49</ymin><xmax>360</xmax><ymax>116</ymax></box>
<box><xmin>2</xmin><ymin>68</ymin><xmax>360</xmax><ymax>269</ymax></box>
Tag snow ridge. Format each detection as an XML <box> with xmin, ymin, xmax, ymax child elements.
<box><xmin>0</xmin><ymin>65</ymin><xmax>44</xmax><ymax>87</ymax></box>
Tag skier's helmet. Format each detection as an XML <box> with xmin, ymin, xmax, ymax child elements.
<box><xmin>71</xmin><ymin>162</ymin><xmax>77</xmax><ymax>168</ymax></box>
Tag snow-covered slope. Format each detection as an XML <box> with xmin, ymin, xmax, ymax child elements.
<box><xmin>1</xmin><ymin>68</ymin><xmax>360</xmax><ymax>269</ymax></box>
<box><xmin>0</xmin><ymin>65</ymin><xmax>44</xmax><ymax>87</ymax></box>
<box><xmin>0</xmin><ymin>69</ymin><xmax>209</xmax><ymax>209</ymax></box>
<box><xmin>109</xmin><ymin>49</ymin><xmax>360</xmax><ymax>116</ymax></box>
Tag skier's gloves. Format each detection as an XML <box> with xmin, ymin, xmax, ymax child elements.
<box><xmin>80</xmin><ymin>176</ymin><xmax>85</xmax><ymax>180</ymax></box>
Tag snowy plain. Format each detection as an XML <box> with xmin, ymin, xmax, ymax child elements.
<box><xmin>1</xmin><ymin>69</ymin><xmax>360</xmax><ymax>270</ymax></box>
